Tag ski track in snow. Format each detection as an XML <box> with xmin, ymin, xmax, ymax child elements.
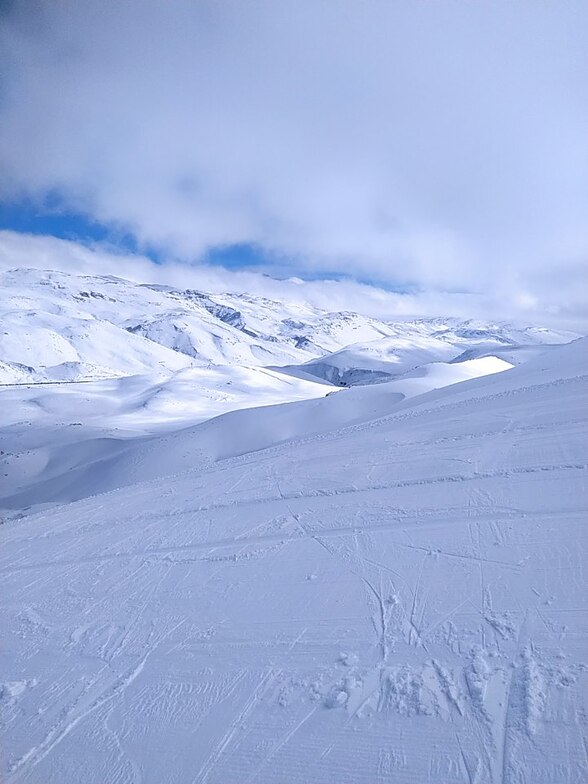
<box><xmin>0</xmin><ymin>339</ymin><xmax>587</xmax><ymax>783</ymax></box>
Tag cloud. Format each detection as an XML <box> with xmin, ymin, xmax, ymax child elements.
<box><xmin>1</xmin><ymin>230</ymin><xmax>585</xmax><ymax>331</ymax></box>
<box><xmin>0</xmin><ymin>1</ymin><xmax>586</xmax><ymax>309</ymax></box>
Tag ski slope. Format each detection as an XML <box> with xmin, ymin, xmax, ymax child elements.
<box><xmin>0</xmin><ymin>365</ymin><xmax>334</xmax><ymax>512</ymax></box>
<box><xmin>0</xmin><ymin>354</ymin><xmax>513</xmax><ymax>513</ymax></box>
<box><xmin>1</xmin><ymin>338</ymin><xmax>586</xmax><ymax>783</ymax></box>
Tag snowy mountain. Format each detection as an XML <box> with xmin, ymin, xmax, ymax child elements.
<box><xmin>2</xmin><ymin>267</ymin><xmax>582</xmax><ymax>514</ymax></box>
<box><xmin>0</xmin><ymin>267</ymin><xmax>578</xmax><ymax>388</ymax></box>
<box><xmin>1</xmin><ymin>332</ymin><xmax>586</xmax><ymax>783</ymax></box>
<box><xmin>0</xmin><ymin>268</ymin><xmax>402</xmax><ymax>384</ymax></box>
<box><xmin>279</xmin><ymin>319</ymin><xmax>579</xmax><ymax>387</ymax></box>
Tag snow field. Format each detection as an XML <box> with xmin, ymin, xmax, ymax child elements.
<box><xmin>0</xmin><ymin>338</ymin><xmax>586</xmax><ymax>782</ymax></box>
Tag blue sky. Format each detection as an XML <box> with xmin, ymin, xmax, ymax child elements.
<box><xmin>0</xmin><ymin>200</ymin><xmax>417</xmax><ymax>292</ymax></box>
<box><xmin>0</xmin><ymin>199</ymin><xmax>267</xmax><ymax>271</ymax></box>
<box><xmin>0</xmin><ymin>200</ymin><xmax>114</xmax><ymax>246</ymax></box>
<box><xmin>0</xmin><ymin>0</ymin><xmax>586</xmax><ymax>323</ymax></box>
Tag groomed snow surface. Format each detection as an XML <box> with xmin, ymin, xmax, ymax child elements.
<box><xmin>0</xmin><ymin>271</ymin><xmax>586</xmax><ymax>783</ymax></box>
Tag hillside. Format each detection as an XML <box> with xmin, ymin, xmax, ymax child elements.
<box><xmin>0</xmin><ymin>268</ymin><xmax>577</xmax><ymax>386</ymax></box>
<box><xmin>0</xmin><ymin>268</ymin><xmax>398</xmax><ymax>384</ymax></box>
<box><xmin>1</xmin><ymin>337</ymin><xmax>586</xmax><ymax>783</ymax></box>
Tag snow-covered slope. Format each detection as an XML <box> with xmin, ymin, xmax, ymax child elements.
<box><xmin>0</xmin><ymin>355</ymin><xmax>514</xmax><ymax>513</ymax></box>
<box><xmin>0</xmin><ymin>268</ymin><xmax>400</xmax><ymax>384</ymax></box>
<box><xmin>0</xmin><ymin>364</ymin><xmax>336</xmax><ymax>511</ymax></box>
<box><xmin>1</xmin><ymin>268</ymin><xmax>577</xmax><ymax>386</ymax></box>
<box><xmin>1</xmin><ymin>338</ymin><xmax>586</xmax><ymax>783</ymax></box>
<box><xmin>1</xmin><ymin>265</ymin><xmax>582</xmax><ymax>519</ymax></box>
<box><xmin>280</xmin><ymin>319</ymin><xmax>579</xmax><ymax>387</ymax></box>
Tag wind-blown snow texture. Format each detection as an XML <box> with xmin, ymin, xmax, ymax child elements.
<box><xmin>1</xmin><ymin>268</ymin><xmax>586</xmax><ymax>783</ymax></box>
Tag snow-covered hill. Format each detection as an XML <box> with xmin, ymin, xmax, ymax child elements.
<box><xmin>0</xmin><ymin>268</ymin><xmax>400</xmax><ymax>384</ymax></box>
<box><xmin>2</xmin><ymin>265</ymin><xmax>582</xmax><ymax>516</ymax></box>
<box><xmin>280</xmin><ymin>319</ymin><xmax>579</xmax><ymax>387</ymax></box>
<box><xmin>0</xmin><ymin>353</ymin><xmax>519</xmax><ymax>513</ymax></box>
<box><xmin>1</xmin><ymin>268</ymin><xmax>578</xmax><ymax>386</ymax></box>
<box><xmin>1</xmin><ymin>336</ymin><xmax>586</xmax><ymax>783</ymax></box>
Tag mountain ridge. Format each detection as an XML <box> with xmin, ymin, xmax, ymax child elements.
<box><xmin>1</xmin><ymin>267</ymin><xmax>579</xmax><ymax>386</ymax></box>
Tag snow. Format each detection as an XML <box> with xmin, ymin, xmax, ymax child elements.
<box><xmin>1</xmin><ymin>268</ymin><xmax>578</xmax><ymax>385</ymax></box>
<box><xmin>0</xmin><ymin>353</ymin><xmax>514</xmax><ymax>513</ymax></box>
<box><xmin>0</xmin><ymin>365</ymin><xmax>335</xmax><ymax>510</ymax></box>
<box><xmin>3</xmin><ymin>265</ymin><xmax>566</xmax><ymax>517</ymax></box>
<box><xmin>1</xmin><ymin>314</ymin><xmax>586</xmax><ymax>783</ymax></box>
<box><xmin>0</xmin><ymin>268</ymin><xmax>404</xmax><ymax>384</ymax></box>
<box><xmin>280</xmin><ymin>321</ymin><xmax>578</xmax><ymax>387</ymax></box>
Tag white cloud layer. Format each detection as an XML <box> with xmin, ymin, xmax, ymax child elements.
<box><xmin>1</xmin><ymin>230</ymin><xmax>585</xmax><ymax>331</ymax></box>
<box><xmin>0</xmin><ymin>1</ymin><xmax>587</xmax><ymax>317</ymax></box>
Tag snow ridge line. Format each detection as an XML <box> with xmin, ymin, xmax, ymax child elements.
<box><xmin>205</xmin><ymin>372</ymin><xmax>588</xmax><ymax>471</ymax></box>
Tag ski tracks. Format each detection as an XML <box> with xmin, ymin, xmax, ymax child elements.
<box><xmin>192</xmin><ymin>668</ymin><xmax>277</xmax><ymax>784</ymax></box>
